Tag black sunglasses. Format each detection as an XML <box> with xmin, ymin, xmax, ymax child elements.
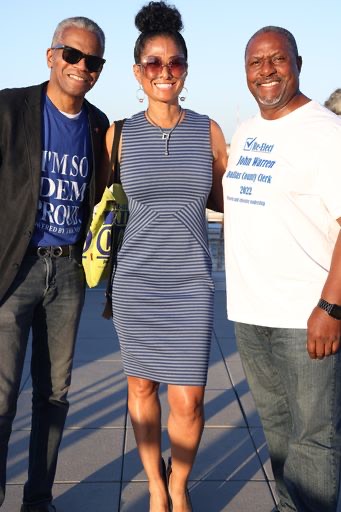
<box><xmin>139</xmin><ymin>56</ymin><xmax>187</xmax><ymax>79</ymax></box>
<box><xmin>51</xmin><ymin>45</ymin><xmax>105</xmax><ymax>73</ymax></box>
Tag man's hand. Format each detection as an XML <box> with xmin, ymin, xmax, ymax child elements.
<box><xmin>307</xmin><ymin>307</ymin><xmax>341</xmax><ymax>359</ymax></box>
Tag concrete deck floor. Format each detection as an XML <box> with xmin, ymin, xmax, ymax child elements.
<box><xmin>3</xmin><ymin>226</ymin><xmax>280</xmax><ymax>511</ymax></box>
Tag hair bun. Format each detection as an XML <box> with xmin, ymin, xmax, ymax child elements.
<box><xmin>135</xmin><ymin>1</ymin><xmax>183</xmax><ymax>34</ymax></box>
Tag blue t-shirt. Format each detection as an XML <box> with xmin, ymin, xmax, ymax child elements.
<box><xmin>31</xmin><ymin>95</ymin><xmax>92</xmax><ymax>246</ymax></box>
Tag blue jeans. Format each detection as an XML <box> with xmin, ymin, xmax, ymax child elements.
<box><xmin>235</xmin><ymin>322</ymin><xmax>341</xmax><ymax>512</ymax></box>
<box><xmin>0</xmin><ymin>251</ymin><xmax>85</xmax><ymax>507</ymax></box>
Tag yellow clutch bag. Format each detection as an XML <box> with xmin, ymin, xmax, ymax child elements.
<box><xmin>82</xmin><ymin>119</ymin><xmax>127</xmax><ymax>289</ymax></box>
<box><xmin>82</xmin><ymin>184</ymin><xmax>128</xmax><ymax>288</ymax></box>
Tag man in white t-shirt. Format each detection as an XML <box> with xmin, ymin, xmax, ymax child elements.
<box><xmin>223</xmin><ymin>26</ymin><xmax>341</xmax><ymax>512</ymax></box>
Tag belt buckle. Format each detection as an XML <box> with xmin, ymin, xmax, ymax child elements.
<box><xmin>36</xmin><ymin>246</ymin><xmax>63</xmax><ymax>257</ymax></box>
<box><xmin>37</xmin><ymin>246</ymin><xmax>49</xmax><ymax>257</ymax></box>
<box><xmin>52</xmin><ymin>246</ymin><xmax>63</xmax><ymax>257</ymax></box>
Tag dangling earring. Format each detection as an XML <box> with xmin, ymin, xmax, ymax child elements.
<box><xmin>180</xmin><ymin>86</ymin><xmax>188</xmax><ymax>102</ymax></box>
<box><xmin>136</xmin><ymin>86</ymin><xmax>145</xmax><ymax>103</ymax></box>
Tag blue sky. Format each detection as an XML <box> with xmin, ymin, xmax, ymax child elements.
<box><xmin>2</xmin><ymin>0</ymin><xmax>340</xmax><ymax>140</ymax></box>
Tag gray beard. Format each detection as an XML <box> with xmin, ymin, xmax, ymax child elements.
<box><xmin>257</xmin><ymin>94</ymin><xmax>282</xmax><ymax>106</ymax></box>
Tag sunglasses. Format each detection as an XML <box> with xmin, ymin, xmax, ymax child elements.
<box><xmin>51</xmin><ymin>45</ymin><xmax>105</xmax><ymax>73</ymax></box>
<box><xmin>139</xmin><ymin>56</ymin><xmax>188</xmax><ymax>79</ymax></box>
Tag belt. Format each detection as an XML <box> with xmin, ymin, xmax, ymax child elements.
<box><xmin>26</xmin><ymin>245</ymin><xmax>80</xmax><ymax>258</ymax></box>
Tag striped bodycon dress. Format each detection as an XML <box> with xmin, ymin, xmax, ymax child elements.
<box><xmin>112</xmin><ymin>109</ymin><xmax>214</xmax><ymax>385</ymax></box>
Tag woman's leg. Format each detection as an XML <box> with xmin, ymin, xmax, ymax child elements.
<box><xmin>167</xmin><ymin>384</ymin><xmax>206</xmax><ymax>512</ymax></box>
<box><xmin>127</xmin><ymin>376</ymin><xmax>169</xmax><ymax>512</ymax></box>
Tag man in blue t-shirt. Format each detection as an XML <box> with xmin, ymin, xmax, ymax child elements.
<box><xmin>0</xmin><ymin>17</ymin><xmax>109</xmax><ymax>512</ymax></box>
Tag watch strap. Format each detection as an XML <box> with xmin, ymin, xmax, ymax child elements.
<box><xmin>317</xmin><ymin>298</ymin><xmax>341</xmax><ymax>320</ymax></box>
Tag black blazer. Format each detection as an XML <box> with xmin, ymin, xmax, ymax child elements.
<box><xmin>0</xmin><ymin>82</ymin><xmax>109</xmax><ymax>303</ymax></box>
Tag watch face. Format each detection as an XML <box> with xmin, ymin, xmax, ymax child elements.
<box><xmin>331</xmin><ymin>304</ymin><xmax>341</xmax><ymax>320</ymax></box>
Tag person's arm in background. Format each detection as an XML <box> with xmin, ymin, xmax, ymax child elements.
<box><xmin>95</xmin><ymin>121</ymin><xmax>121</xmax><ymax>203</ymax></box>
<box><xmin>207</xmin><ymin>119</ymin><xmax>228</xmax><ymax>212</ymax></box>
<box><xmin>95</xmin><ymin>115</ymin><xmax>111</xmax><ymax>204</ymax></box>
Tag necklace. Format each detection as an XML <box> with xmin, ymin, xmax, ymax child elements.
<box><xmin>146</xmin><ymin>107</ymin><xmax>183</xmax><ymax>156</ymax></box>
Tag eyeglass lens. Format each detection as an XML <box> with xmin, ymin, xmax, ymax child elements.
<box><xmin>56</xmin><ymin>46</ymin><xmax>105</xmax><ymax>72</ymax></box>
<box><xmin>142</xmin><ymin>57</ymin><xmax>187</xmax><ymax>78</ymax></box>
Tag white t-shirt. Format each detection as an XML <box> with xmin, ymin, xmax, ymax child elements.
<box><xmin>223</xmin><ymin>100</ymin><xmax>341</xmax><ymax>328</ymax></box>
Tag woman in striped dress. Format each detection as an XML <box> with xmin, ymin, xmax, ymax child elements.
<box><xmin>104</xmin><ymin>2</ymin><xmax>227</xmax><ymax>511</ymax></box>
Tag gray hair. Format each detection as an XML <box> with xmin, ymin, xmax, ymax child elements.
<box><xmin>324</xmin><ymin>89</ymin><xmax>341</xmax><ymax>115</ymax></box>
<box><xmin>245</xmin><ymin>26</ymin><xmax>299</xmax><ymax>59</ymax></box>
<box><xmin>51</xmin><ymin>16</ymin><xmax>105</xmax><ymax>54</ymax></box>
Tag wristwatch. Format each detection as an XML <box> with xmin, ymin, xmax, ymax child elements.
<box><xmin>317</xmin><ymin>298</ymin><xmax>341</xmax><ymax>320</ymax></box>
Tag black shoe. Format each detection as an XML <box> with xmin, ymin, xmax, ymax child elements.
<box><xmin>161</xmin><ymin>457</ymin><xmax>167</xmax><ymax>484</ymax></box>
<box><xmin>20</xmin><ymin>504</ymin><xmax>56</xmax><ymax>512</ymax></box>
<box><xmin>166</xmin><ymin>457</ymin><xmax>173</xmax><ymax>512</ymax></box>
<box><xmin>161</xmin><ymin>457</ymin><xmax>171</xmax><ymax>512</ymax></box>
